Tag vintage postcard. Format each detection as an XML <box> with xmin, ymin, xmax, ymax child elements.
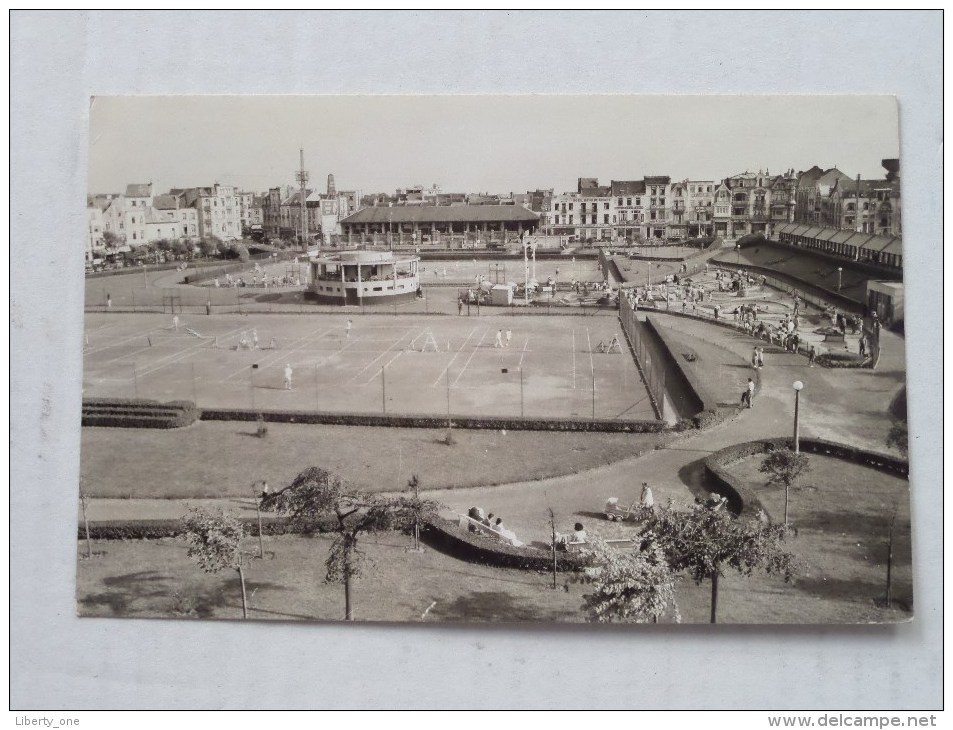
<box><xmin>78</xmin><ymin>95</ymin><xmax>909</xmax><ymax>624</ymax></box>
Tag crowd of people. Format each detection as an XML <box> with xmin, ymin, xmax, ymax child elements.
<box><xmin>212</xmin><ymin>265</ymin><xmax>303</xmax><ymax>290</ymax></box>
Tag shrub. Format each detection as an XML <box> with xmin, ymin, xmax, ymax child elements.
<box><xmin>79</xmin><ymin>515</ymin><xmax>339</xmax><ymax>540</ymax></box>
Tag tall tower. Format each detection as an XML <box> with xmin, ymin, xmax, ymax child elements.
<box><xmin>327</xmin><ymin>173</ymin><xmax>336</xmax><ymax>197</ymax></box>
<box><xmin>296</xmin><ymin>148</ymin><xmax>309</xmax><ymax>249</ymax></box>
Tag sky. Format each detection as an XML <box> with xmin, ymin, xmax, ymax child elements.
<box><xmin>88</xmin><ymin>95</ymin><xmax>900</xmax><ymax>196</ymax></box>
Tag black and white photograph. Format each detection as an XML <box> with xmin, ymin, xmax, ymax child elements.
<box><xmin>11</xmin><ymin>10</ymin><xmax>942</xmax><ymax>713</ymax></box>
<box><xmin>76</xmin><ymin>94</ymin><xmax>912</xmax><ymax>626</ymax></box>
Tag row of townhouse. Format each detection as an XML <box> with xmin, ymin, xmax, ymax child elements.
<box><xmin>262</xmin><ymin>178</ymin><xmax>361</xmax><ymax>244</ymax></box>
<box><xmin>548</xmin><ymin>176</ymin><xmax>722</xmax><ymax>242</ymax></box>
<box><xmin>543</xmin><ymin>159</ymin><xmax>900</xmax><ymax>243</ymax></box>
<box><xmin>793</xmin><ymin>159</ymin><xmax>901</xmax><ymax>236</ymax></box>
<box><xmin>86</xmin><ymin>182</ymin><xmax>267</xmax><ymax>261</ymax></box>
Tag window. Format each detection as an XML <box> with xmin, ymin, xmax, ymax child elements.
<box><xmin>617</xmin><ymin>198</ymin><xmax>623</xmax><ymax>206</ymax></box>
<box><xmin>603</xmin><ymin>214</ymin><xmax>609</xmax><ymax>224</ymax></box>
<box><xmin>131</xmin><ymin>217</ymin><xmax>136</xmax><ymax>224</ymax></box>
<box><xmin>635</xmin><ymin>198</ymin><xmax>640</xmax><ymax>206</ymax></box>
<box><xmin>604</xmin><ymin>202</ymin><xmax>609</xmax><ymax>210</ymax></box>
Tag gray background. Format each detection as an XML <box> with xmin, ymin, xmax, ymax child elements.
<box><xmin>10</xmin><ymin>10</ymin><xmax>942</xmax><ymax>710</ymax></box>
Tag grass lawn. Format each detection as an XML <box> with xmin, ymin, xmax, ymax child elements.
<box><xmin>721</xmin><ymin>452</ymin><xmax>913</xmax><ymax>617</ymax></box>
<box><xmin>77</xmin><ymin>519</ymin><xmax>913</xmax><ymax>624</ymax></box>
<box><xmin>80</xmin><ymin>421</ymin><xmax>666</xmax><ymax>498</ymax></box>
<box><xmin>76</xmin><ymin>534</ymin><xmax>589</xmax><ymax>623</ymax></box>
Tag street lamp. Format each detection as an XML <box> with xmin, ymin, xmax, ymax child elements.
<box><xmin>792</xmin><ymin>380</ymin><xmax>804</xmax><ymax>453</ymax></box>
<box><xmin>837</xmin><ymin>267</ymin><xmax>843</xmax><ymax>291</ymax></box>
<box><xmin>735</xmin><ymin>243</ymin><xmax>741</xmax><ymax>266</ymax></box>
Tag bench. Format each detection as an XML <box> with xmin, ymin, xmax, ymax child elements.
<box><xmin>457</xmin><ymin>514</ymin><xmax>524</xmax><ymax>547</ymax></box>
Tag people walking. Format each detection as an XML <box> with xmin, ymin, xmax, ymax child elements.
<box><xmin>505</xmin><ymin>329</ymin><xmax>512</xmax><ymax>348</ymax></box>
<box><xmin>808</xmin><ymin>344</ymin><xmax>817</xmax><ymax>367</ymax></box>
<box><xmin>494</xmin><ymin>329</ymin><xmax>504</xmax><ymax>348</ymax></box>
<box><xmin>743</xmin><ymin>378</ymin><xmax>755</xmax><ymax>409</ymax></box>
<box><xmin>757</xmin><ymin>347</ymin><xmax>765</xmax><ymax>368</ymax></box>
<box><xmin>172</xmin><ymin>314</ymin><xmax>179</xmax><ymax>331</ymax></box>
<box><xmin>345</xmin><ymin>319</ymin><xmax>352</xmax><ymax>339</ymax></box>
<box><xmin>283</xmin><ymin>364</ymin><xmax>293</xmax><ymax>390</ymax></box>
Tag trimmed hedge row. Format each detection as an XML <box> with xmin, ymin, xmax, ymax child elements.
<box><xmin>82</xmin><ymin>398</ymin><xmax>199</xmax><ymax>429</ymax></box>
<box><xmin>199</xmin><ymin>408</ymin><xmax>667</xmax><ymax>433</ymax></box>
<box><xmin>79</xmin><ymin>514</ymin><xmax>340</xmax><ymax>540</ymax></box>
<box><xmin>704</xmin><ymin>437</ymin><xmax>910</xmax><ymax>519</ymax></box>
<box><xmin>421</xmin><ymin>516</ymin><xmax>588</xmax><ymax>571</ymax></box>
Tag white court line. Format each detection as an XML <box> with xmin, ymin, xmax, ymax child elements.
<box><xmin>364</xmin><ymin>349</ymin><xmax>406</xmax><ymax>385</ymax></box>
<box><xmin>83</xmin><ymin>322</ymin><xmax>176</xmax><ymax>356</ymax></box>
<box><xmin>432</xmin><ymin>326</ymin><xmax>479</xmax><ymax>386</ymax></box>
<box><xmin>517</xmin><ymin>336</ymin><xmax>529</xmax><ymax>369</ymax></box>
<box><xmin>114</xmin><ymin>324</ymin><xmax>248</xmax><ymax>375</ymax></box>
<box><xmin>345</xmin><ymin>327</ymin><xmax>416</xmax><ymax>384</ymax></box>
<box><xmin>450</xmin><ymin>328</ymin><xmax>488</xmax><ymax>386</ymax></box>
<box><xmin>222</xmin><ymin>323</ymin><xmax>335</xmax><ymax>381</ymax></box>
<box><xmin>571</xmin><ymin>328</ymin><xmax>576</xmax><ymax>389</ymax></box>
<box><xmin>586</xmin><ymin>327</ymin><xmax>595</xmax><ymax>380</ymax></box>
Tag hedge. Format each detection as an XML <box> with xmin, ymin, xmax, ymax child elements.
<box><xmin>199</xmin><ymin>408</ymin><xmax>667</xmax><ymax>433</ymax></box>
<box><xmin>703</xmin><ymin>437</ymin><xmax>909</xmax><ymax>520</ymax></box>
<box><xmin>82</xmin><ymin>398</ymin><xmax>198</xmax><ymax>429</ymax></box>
<box><xmin>421</xmin><ymin>516</ymin><xmax>590</xmax><ymax>571</ymax></box>
<box><xmin>79</xmin><ymin>514</ymin><xmax>340</xmax><ymax>540</ymax></box>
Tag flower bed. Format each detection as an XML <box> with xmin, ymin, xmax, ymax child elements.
<box><xmin>82</xmin><ymin>398</ymin><xmax>198</xmax><ymax>429</ymax></box>
<box><xmin>79</xmin><ymin>515</ymin><xmax>338</xmax><ymax>540</ymax></box>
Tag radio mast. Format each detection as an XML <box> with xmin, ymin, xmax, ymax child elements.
<box><xmin>296</xmin><ymin>148</ymin><xmax>309</xmax><ymax>249</ymax></box>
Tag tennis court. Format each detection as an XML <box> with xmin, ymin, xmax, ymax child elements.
<box><xmin>82</xmin><ymin>312</ymin><xmax>657</xmax><ymax>420</ymax></box>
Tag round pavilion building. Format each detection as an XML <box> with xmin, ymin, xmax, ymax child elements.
<box><xmin>309</xmin><ymin>250</ymin><xmax>421</xmax><ymax>305</ymax></box>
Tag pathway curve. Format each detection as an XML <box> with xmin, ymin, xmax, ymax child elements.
<box><xmin>81</xmin><ymin>312</ymin><xmax>906</xmax><ymax>544</ymax></box>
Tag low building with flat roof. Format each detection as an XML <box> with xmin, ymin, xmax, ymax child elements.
<box><xmin>309</xmin><ymin>250</ymin><xmax>420</xmax><ymax>305</ymax></box>
<box><xmin>339</xmin><ymin>204</ymin><xmax>539</xmax><ymax>248</ymax></box>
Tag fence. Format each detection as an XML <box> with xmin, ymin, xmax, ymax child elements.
<box><xmin>618</xmin><ymin>294</ymin><xmax>666</xmax><ymax>421</ymax></box>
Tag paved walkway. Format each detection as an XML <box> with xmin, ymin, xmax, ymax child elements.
<box><xmin>81</xmin><ymin>311</ymin><xmax>906</xmax><ymax>545</ymax></box>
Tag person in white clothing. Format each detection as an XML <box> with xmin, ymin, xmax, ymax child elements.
<box><xmin>640</xmin><ymin>481</ymin><xmax>655</xmax><ymax>509</ymax></box>
<box><xmin>283</xmin><ymin>364</ymin><xmax>293</xmax><ymax>390</ymax></box>
<box><xmin>494</xmin><ymin>329</ymin><xmax>504</xmax><ymax>348</ymax></box>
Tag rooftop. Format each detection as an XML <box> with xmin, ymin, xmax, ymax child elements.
<box><xmin>340</xmin><ymin>205</ymin><xmax>540</xmax><ymax>226</ymax></box>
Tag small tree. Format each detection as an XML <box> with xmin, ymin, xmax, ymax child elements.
<box><xmin>574</xmin><ymin>535</ymin><xmax>679</xmax><ymax>623</ymax></box>
<box><xmin>759</xmin><ymin>447</ymin><xmax>811</xmax><ymax>526</ymax></box>
<box><xmin>182</xmin><ymin>508</ymin><xmax>249</xmax><ymax>618</ymax></box>
<box><xmin>262</xmin><ymin>467</ymin><xmax>441</xmax><ymax>620</ymax></box>
<box><xmin>102</xmin><ymin>230</ymin><xmax>122</xmax><ymax>249</ymax></box>
<box><xmin>197</xmin><ymin>238</ymin><xmax>218</xmax><ymax>259</ymax></box>
<box><xmin>886</xmin><ymin>421</ymin><xmax>908</xmax><ymax>458</ymax></box>
<box><xmin>643</xmin><ymin>501</ymin><xmax>798</xmax><ymax>623</ymax></box>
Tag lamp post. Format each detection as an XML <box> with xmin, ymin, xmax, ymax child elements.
<box><xmin>792</xmin><ymin>380</ymin><xmax>804</xmax><ymax>453</ymax></box>
<box><xmin>735</xmin><ymin>243</ymin><xmax>741</xmax><ymax>266</ymax></box>
<box><xmin>837</xmin><ymin>267</ymin><xmax>843</xmax><ymax>291</ymax></box>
